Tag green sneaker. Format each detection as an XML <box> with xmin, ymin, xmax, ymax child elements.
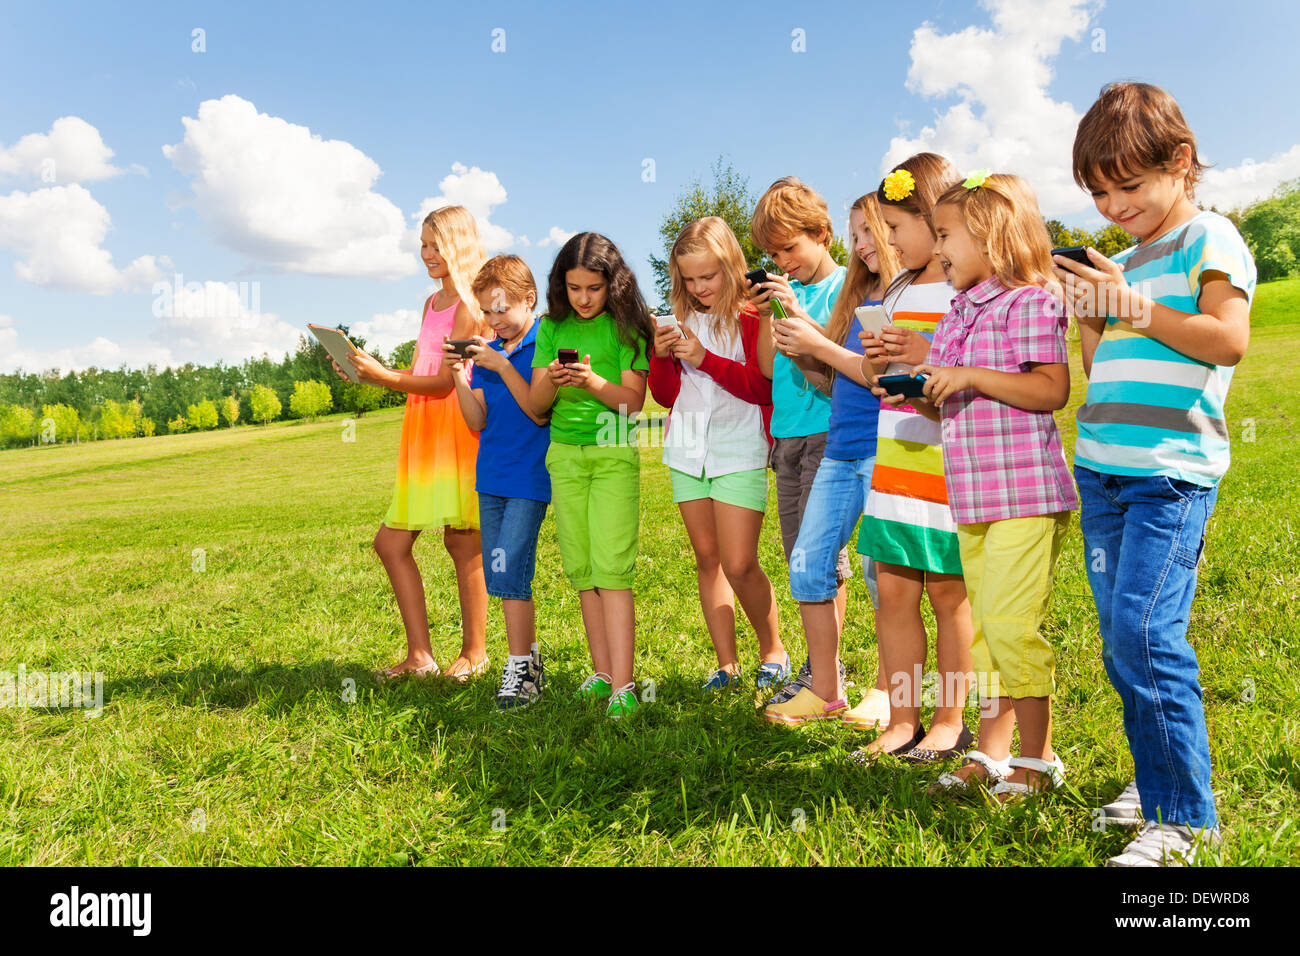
<box><xmin>574</xmin><ymin>672</ymin><xmax>613</xmax><ymax>699</ymax></box>
<box><xmin>605</xmin><ymin>683</ymin><xmax>640</xmax><ymax>719</ymax></box>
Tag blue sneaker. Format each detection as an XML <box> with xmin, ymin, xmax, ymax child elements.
<box><xmin>755</xmin><ymin>655</ymin><xmax>791</xmax><ymax>689</ymax></box>
<box><xmin>702</xmin><ymin>666</ymin><xmax>740</xmax><ymax>692</ymax></box>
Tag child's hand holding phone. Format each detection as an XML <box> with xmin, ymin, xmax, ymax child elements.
<box><xmin>652</xmin><ymin>315</ymin><xmax>683</xmax><ymax>358</ymax></box>
<box><xmin>1052</xmin><ymin>245</ymin><xmax>1128</xmax><ymax>322</ymax></box>
<box><xmin>464</xmin><ymin>336</ymin><xmax>508</xmax><ymax>374</ymax></box>
<box><xmin>670</xmin><ymin>324</ymin><xmax>706</xmax><ymax>367</ymax></box>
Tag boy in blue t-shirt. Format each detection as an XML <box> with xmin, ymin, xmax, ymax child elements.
<box><xmin>448</xmin><ymin>255</ymin><xmax>552</xmax><ymax>710</ymax></box>
<box><xmin>1059</xmin><ymin>82</ymin><xmax>1255</xmax><ymax>867</ymax></box>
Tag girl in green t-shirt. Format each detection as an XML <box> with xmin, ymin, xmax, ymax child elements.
<box><xmin>528</xmin><ymin>232</ymin><xmax>654</xmax><ymax>719</ymax></box>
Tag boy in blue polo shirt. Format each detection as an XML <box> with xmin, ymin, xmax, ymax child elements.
<box><xmin>1060</xmin><ymin>82</ymin><xmax>1255</xmax><ymax>866</ymax></box>
<box><xmin>449</xmin><ymin>255</ymin><xmax>552</xmax><ymax>710</ymax></box>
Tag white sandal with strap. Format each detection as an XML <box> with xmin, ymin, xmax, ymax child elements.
<box><xmin>988</xmin><ymin>754</ymin><xmax>1067</xmax><ymax>799</ymax></box>
<box><xmin>934</xmin><ymin>750</ymin><xmax>1014</xmax><ymax>791</ymax></box>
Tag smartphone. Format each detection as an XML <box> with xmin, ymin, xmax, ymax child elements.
<box><xmin>557</xmin><ymin>348</ymin><xmax>580</xmax><ymax>366</ymax></box>
<box><xmin>653</xmin><ymin>313</ymin><xmax>683</xmax><ymax>338</ymax></box>
<box><xmin>744</xmin><ymin>267</ymin><xmax>769</xmax><ymax>289</ymax></box>
<box><xmin>1051</xmin><ymin>245</ymin><xmax>1092</xmax><ymax>267</ymax></box>
<box><xmin>770</xmin><ymin>297</ymin><xmax>788</xmax><ymax>321</ymax></box>
<box><xmin>855</xmin><ymin>305</ymin><xmax>890</xmax><ymax>338</ymax></box>
<box><xmin>877</xmin><ymin>372</ymin><xmax>930</xmax><ymax>399</ymax></box>
<box><xmin>445</xmin><ymin>339</ymin><xmax>478</xmax><ymax>358</ymax></box>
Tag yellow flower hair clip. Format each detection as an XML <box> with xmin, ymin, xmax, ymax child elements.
<box><xmin>963</xmin><ymin>169</ymin><xmax>991</xmax><ymax>189</ymax></box>
<box><xmin>882</xmin><ymin>168</ymin><xmax>916</xmax><ymax>202</ymax></box>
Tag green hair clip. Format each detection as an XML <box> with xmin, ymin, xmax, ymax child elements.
<box><xmin>962</xmin><ymin>169</ymin><xmax>991</xmax><ymax>189</ymax></box>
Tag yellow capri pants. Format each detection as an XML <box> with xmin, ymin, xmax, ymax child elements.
<box><xmin>957</xmin><ymin>512</ymin><xmax>1070</xmax><ymax>699</ymax></box>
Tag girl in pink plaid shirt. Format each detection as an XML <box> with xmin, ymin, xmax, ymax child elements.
<box><xmin>876</xmin><ymin>173</ymin><xmax>1078</xmax><ymax>799</ymax></box>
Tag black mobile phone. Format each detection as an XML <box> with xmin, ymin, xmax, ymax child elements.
<box><xmin>877</xmin><ymin>372</ymin><xmax>930</xmax><ymax>399</ymax></box>
<box><xmin>744</xmin><ymin>268</ymin><xmax>769</xmax><ymax>288</ymax></box>
<box><xmin>1051</xmin><ymin>245</ymin><xmax>1092</xmax><ymax>267</ymax></box>
<box><xmin>445</xmin><ymin>338</ymin><xmax>477</xmax><ymax>358</ymax></box>
<box><xmin>557</xmin><ymin>348</ymin><xmax>580</xmax><ymax>365</ymax></box>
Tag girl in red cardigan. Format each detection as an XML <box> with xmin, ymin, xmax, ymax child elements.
<box><xmin>649</xmin><ymin>217</ymin><xmax>787</xmax><ymax>692</ymax></box>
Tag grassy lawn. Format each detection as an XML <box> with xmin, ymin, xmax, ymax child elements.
<box><xmin>1</xmin><ymin>280</ymin><xmax>1297</xmax><ymax>866</ymax></box>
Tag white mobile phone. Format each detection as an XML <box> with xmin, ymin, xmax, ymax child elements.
<box><xmin>855</xmin><ymin>305</ymin><xmax>890</xmax><ymax>338</ymax></box>
<box><xmin>654</xmin><ymin>313</ymin><xmax>683</xmax><ymax>337</ymax></box>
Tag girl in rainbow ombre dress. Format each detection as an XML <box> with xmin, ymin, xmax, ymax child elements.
<box><xmin>344</xmin><ymin>205</ymin><xmax>489</xmax><ymax>681</ymax></box>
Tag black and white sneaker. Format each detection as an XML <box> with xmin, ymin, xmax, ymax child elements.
<box><xmin>496</xmin><ymin>647</ymin><xmax>544</xmax><ymax>711</ymax></box>
<box><xmin>765</xmin><ymin>656</ymin><xmax>847</xmax><ymax>706</ymax></box>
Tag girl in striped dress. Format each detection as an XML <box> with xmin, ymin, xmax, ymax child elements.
<box><xmin>852</xmin><ymin>154</ymin><xmax>974</xmax><ymax>761</ymax></box>
<box><xmin>345</xmin><ymin>205</ymin><xmax>489</xmax><ymax>681</ymax></box>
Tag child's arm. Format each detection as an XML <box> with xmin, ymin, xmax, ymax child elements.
<box><xmin>467</xmin><ymin>339</ymin><xmax>550</xmax><ymax>427</ymax></box>
<box><xmin>357</xmin><ymin>300</ymin><xmax>475</xmax><ymax>399</ymax></box>
<box><xmin>566</xmin><ymin>356</ymin><xmax>648</xmax><ymax>415</ymax></box>
<box><xmin>694</xmin><ymin>309</ymin><xmax>772</xmax><ymax>405</ymax></box>
<box><xmin>449</xmin><ymin>357</ymin><xmax>487</xmax><ymax>432</ymax></box>
<box><xmin>912</xmin><ymin>362</ymin><xmax>1070</xmax><ymax>411</ymax></box>
<box><xmin>529</xmin><ymin>365</ymin><xmax>563</xmax><ymax>419</ymax></box>
<box><xmin>648</xmin><ymin>349</ymin><xmax>682</xmax><ymax>408</ymax></box>
<box><xmin>1058</xmin><ymin>251</ymin><xmax>1250</xmax><ymax>367</ymax></box>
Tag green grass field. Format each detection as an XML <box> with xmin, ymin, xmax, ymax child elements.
<box><xmin>2</xmin><ymin>280</ymin><xmax>1298</xmax><ymax>866</ymax></box>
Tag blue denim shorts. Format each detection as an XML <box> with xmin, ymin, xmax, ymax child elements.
<box><xmin>478</xmin><ymin>493</ymin><xmax>548</xmax><ymax>600</ymax></box>
<box><xmin>789</xmin><ymin>456</ymin><xmax>875</xmax><ymax>603</ymax></box>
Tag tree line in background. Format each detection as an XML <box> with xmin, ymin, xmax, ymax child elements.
<box><xmin>3</xmin><ymin>164</ymin><xmax>1296</xmax><ymax>451</ymax></box>
<box><xmin>0</xmin><ymin>330</ymin><xmax>414</xmax><ymax>448</ymax></box>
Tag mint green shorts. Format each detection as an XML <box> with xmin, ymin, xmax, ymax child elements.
<box><xmin>669</xmin><ymin>466</ymin><xmax>768</xmax><ymax>514</ymax></box>
<box><xmin>546</xmin><ymin>442</ymin><xmax>640</xmax><ymax>590</ymax></box>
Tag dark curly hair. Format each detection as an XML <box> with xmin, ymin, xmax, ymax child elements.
<box><xmin>545</xmin><ymin>232</ymin><xmax>653</xmax><ymax>361</ymax></box>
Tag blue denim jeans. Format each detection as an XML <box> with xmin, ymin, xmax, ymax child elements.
<box><xmin>478</xmin><ymin>493</ymin><xmax>548</xmax><ymax>600</ymax></box>
<box><xmin>789</xmin><ymin>456</ymin><xmax>875</xmax><ymax>603</ymax></box>
<box><xmin>1075</xmin><ymin>465</ymin><xmax>1219</xmax><ymax>828</ymax></box>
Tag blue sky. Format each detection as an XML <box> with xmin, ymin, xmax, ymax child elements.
<box><xmin>2</xmin><ymin>0</ymin><xmax>1298</xmax><ymax>372</ymax></box>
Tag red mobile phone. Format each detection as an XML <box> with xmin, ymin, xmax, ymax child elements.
<box><xmin>557</xmin><ymin>348</ymin><xmax>580</xmax><ymax>365</ymax></box>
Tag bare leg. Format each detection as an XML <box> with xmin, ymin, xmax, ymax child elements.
<box><xmin>442</xmin><ymin>527</ymin><xmax>489</xmax><ymax>675</ymax></box>
<box><xmin>945</xmin><ymin>695</ymin><xmax>1016</xmax><ymax>787</ymax></box>
<box><xmin>578</xmin><ymin>589</ymin><xmax>611</xmax><ymax>678</ymax></box>
<box><xmin>677</xmin><ymin>499</ymin><xmax>738</xmax><ymax>671</ymax></box>
<box><xmin>868</xmin><ymin>563</ymin><xmax>927</xmax><ymax>754</ymax></box>
<box><xmin>713</xmin><ymin>500</ymin><xmax>783</xmax><ymax>665</ymax></box>
<box><xmin>597</xmin><ymin>587</ymin><xmax>636</xmax><ymax>689</ymax></box>
<box><xmin>373</xmin><ymin>524</ymin><xmax>435</xmax><ymax>672</ymax></box>
<box><xmin>1005</xmin><ymin>696</ymin><xmax>1054</xmax><ymax>788</ymax></box>
<box><xmin>914</xmin><ymin>572</ymin><xmax>973</xmax><ymax>751</ymax></box>
<box><xmin>801</xmin><ymin>600</ymin><xmax>842</xmax><ymax>701</ymax></box>
<box><xmin>502</xmin><ymin>599</ymin><xmax>535</xmax><ymax>658</ymax></box>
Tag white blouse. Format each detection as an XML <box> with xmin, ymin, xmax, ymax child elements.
<box><xmin>661</xmin><ymin>311</ymin><xmax>768</xmax><ymax>478</ymax></box>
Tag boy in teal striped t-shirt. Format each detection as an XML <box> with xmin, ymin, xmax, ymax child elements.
<box><xmin>1058</xmin><ymin>82</ymin><xmax>1255</xmax><ymax>868</ymax></box>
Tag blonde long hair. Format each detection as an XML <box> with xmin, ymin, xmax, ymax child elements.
<box><xmin>932</xmin><ymin>174</ymin><xmax>1055</xmax><ymax>290</ymax></box>
<box><xmin>423</xmin><ymin>205</ymin><xmax>488</xmax><ymax>329</ymax></box>
<box><xmin>825</xmin><ymin>194</ymin><xmax>899</xmax><ymax>367</ymax></box>
<box><xmin>669</xmin><ymin>217</ymin><xmax>751</xmax><ymax>348</ymax></box>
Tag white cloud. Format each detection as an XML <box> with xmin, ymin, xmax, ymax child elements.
<box><xmin>0</xmin><ymin>117</ymin><xmax>126</xmax><ymax>184</ymax></box>
<box><xmin>884</xmin><ymin>0</ymin><xmax>1097</xmax><ymax>215</ymax></box>
<box><xmin>163</xmin><ymin>95</ymin><xmax>414</xmax><ymax>279</ymax></box>
<box><xmin>0</xmin><ymin>184</ymin><xmax>166</xmax><ymax>293</ymax></box>
<box><xmin>1200</xmin><ymin>145</ymin><xmax>1300</xmax><ymax>212</ymax></box>
<box><xmin>0</xmin><ymin>315</ymin><xmax>175</xmax><ymax>374</ymax></box>
<box><xmin>150</xmin><ymin>278</ymin><xmax>302</xmax><ymax>365</ymax></box>
<box><xmin>536</xmin><ymin>226</ymin><xmax>575</xmax><ymax>248</ymax></box>
<box><xmin>350</xmin><ymin>308</ymin><xmax>422</xmax><ymax>356</ymax></box>
<box><xmin>413</xmin><ymin>162</ymin><xmax>515</xmax><ymax>253</ymax></box>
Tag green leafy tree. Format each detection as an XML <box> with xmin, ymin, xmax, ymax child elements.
<box><xmin>249</xmin><ymin>384</ymin><xmax>282</xmax><ymax>424</ymax></box>
<box><xmin>341</xmin><ymin>381</ymin><xmax>385</xmax><ymax>415</ymax></box>
<box><xmin>97</xmin><ymin>399</ymin><xmax>136</xmax><ymax>439</ymax></box>
<box><xmin>219</xmin><ymin>393</ymin><xmax>240</xmax><ymax>428</ymax></box>
<box><xmin>139</xmin><ymin>416</ymin><xmax>156</xmax><ymax>437</ymax></box>
<box><xmin>168</xmin><ymin>414</ymin><xmax>190</xmax><ymax>434</ymax></box>
<box><xmin>40</xmin><ymin>403</ymin><xmax>79</xmax><ymax>444</ymax></box>
<box><xmin>389</xmin><ymin>340</ymin><xmax>416</xmax><ymax>370</ymax></box>
<box><xmin>1235</xmin><ymin>178</ymin><xmax>1300</xmax><ymax>282</ymax></box>
<box><xmin>0</xmin><ymin>404</ymin><xmax>36</xmax><ymax>448</ymax></box>
<box><xmin>185</xmin><ymin>399</ymin><xmax>219</xmax><ymax>431</ymax></box>
<box><xmin>289</xmin><ymin>380</ymin><xmax>332</xmax><ymax>422</ymax></box>
<box><xmin>650</xmin><ymin>156</ymin><xmax>776</xmax><ymax>307</ymax></box>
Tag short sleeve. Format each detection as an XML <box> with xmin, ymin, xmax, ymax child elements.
<box><xmin>1188</xmin><ymin>215</ymin><xmax>1258</xmax><ymax>306</ymax></box>
<box><xmin>532</xmin><ymin>318</ymin><xmax>556</xmax><ymax>368</ymax></box>
<box><xmin>618</xmin><ymin>330</ymin><xmax>650</xmax><ymax>372</ymax></box>
<box><xmin>1007</xmin><ymin>287</ymin><xmax>1069</xmax><ymax>368</ymax></box>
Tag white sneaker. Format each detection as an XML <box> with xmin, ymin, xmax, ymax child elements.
<box><xmin>1106</xmin><ymin>821</ymin><xmax>1221</xmax><ymax>867</ymax></box>
<box><xmin>1101</xmin><ymin>780</ymin><xmax>1143</xmax><ymax>828</ymax></box>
